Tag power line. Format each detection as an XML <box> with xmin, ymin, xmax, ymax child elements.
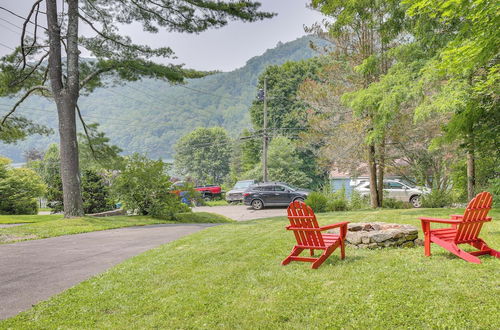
<box><xmin>0</xmin><ymin>6</ymin><xmax>47</xmax><ymax>31</ymax></box>
<box><xmin>177</xmin><ymin>85</ymin><xmax>246</xmax><ymax>102</ymax></box>
<box><xmin>0</xmin><ymin>42</ymin><xmax>14</xmax><ymax>50</ymax></box>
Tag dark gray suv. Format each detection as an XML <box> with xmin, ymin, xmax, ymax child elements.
<box><xmin>243</xmin><ymin>182</ymin><xmax>309</xmax><ymax>210</ymax></box>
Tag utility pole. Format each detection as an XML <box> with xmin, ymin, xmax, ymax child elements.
<box><xmin>262</xmin><ymin>78</ymin><xmax>268</xmax><ymax>182</ymax></box>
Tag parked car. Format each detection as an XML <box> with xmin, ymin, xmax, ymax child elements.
<box><xmin>195</xmin><ymin>185</ymin><xmax>223</xmax><ymax>201</ymax></box>
<box><xmin>170</xmin><ymin>182</ymin><xmax>222</xmax><ymax>203</ymax></box>
<box><xmin>226</xmin><ymin>180</ymin><xmax>257</xmax><ymax>203</ymax></box>
<box><xmin>243</xmin><ymin>182</ymin><xmax>310</xmax><ymax>210</ymax></box>
<box><xmin>354</xmin><ymin>179</ymin><xmax>430</xmax><ymax>208</ymax></box>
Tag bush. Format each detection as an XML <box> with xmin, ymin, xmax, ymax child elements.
<box><xmin>382</xmin><ymin>198</ymin><xmax>411</xmax><ymax>209</ymax></box>
<box><xmin>81</xmin><ymin>170</ymin><xmax>114</xmax><ymax>214</ymax></box>
<box><xmin>328</xmin><ymin>198</ymin><xmax>349</xmax><ymax>211</ymax></box>
<box><xmin>113</xmin><ymin>154</ymin><xmax>188</xmax><ymax>220</ymax></box>
<box><xmin>305</xmin><ymin>192</ymin><xmax>329</xmax><ymax>213</ymax></box>
<box><xmin>0</xmin><ymin>158</ymin><xmax>46</xmax><ymax>215</ymax></box>
<box><xmin>486</xmin><ymin>177</ymin><xmax>500</xmax><ymax>208</ymax></box>
<box><xmin>349</xmin><ymin>190</ymin><xmax>369</xmax><ymax>210</ymax></box>
<box><xmin>175</xmin><ymin>212</ymin><xmax>234</xmax><ymax>223</ymax></box>
<box><xmin>421</xmin><ymin>189</ymin><xmax>453</xmax><ymax>208</ymax></box>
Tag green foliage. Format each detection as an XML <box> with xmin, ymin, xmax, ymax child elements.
<box><xmin>81</xmin><ymin>170</ymin><xmax>114</xmax><ymax>214</ymax></box>
<box><xmin>78</xmin><ymin>124</ymin><xmax>124</xmax><ymax>171</ymax></box>
<box><xmin>174</xmin><ymin>127</ymin><xmax>232</xmax><ymax>184</ymax></box>
<box><xmin>0</xmin><ymin>157</ymin><xmax>46</xmax><ymax>215</ymax></box>
<box><xmin>382</xmin><ymin>198</ymin><xmax>410</xmax><ymax>209</ymax></box>
<box><xmin>421</xmin><ymin>190</ymin><xmax>453</xmax><ymax>208</ymax></box>
<box><xmin>113</xmin><ymin>154</ymin><xmax>184</xmax><ymax>220</ymax></box>
<box><xmin>327</xmin><ymin>198</ymin><xmax>349</xmax><ymax>212</ymax></box>
<box><xmin>349</xmin><ymin>190</ymin><xmax>370</xmax><ymax>210</ymax></box>
<box><xmin>305</xmin><ymin>192</ymin><xmax>329</xmax><ymax>213</ymax></box>
<box><xmin>243</xmin><ymin>136</ymin><xmax>311</xmax><ymax>187</ymax></box>
<box><xmin>486</xmin><ymin>177</ymin><xmax>500</xmax><ymax>208</ymax></box>
<box><xmin>174</xmin><ymin>212</ymin><xmax>234</xmax><ymax>223</ymax></box>
<box><xmin>0</xmin><ymin>37</ymin><xmax>319</xmax><ymax>163</ymax></box>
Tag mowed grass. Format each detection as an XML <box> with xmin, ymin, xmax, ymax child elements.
<box><xmin>2</xmin><ymin>208</ymin><xmax>499</xmax><ymax>328</ymax></box>
<box><xmin>0</xmin><ymin>215</ymin><xmax>173</xmax><ymax>244</ymax></box>
<box><xmin>0</xmin><ymin>212</ymin><xmax>232</xmax><ymax>244</ymax></box>
<box><xmin>0</xmin><ymin>214</ymin><xmax>61</xmax><ymax>224</ymax></box>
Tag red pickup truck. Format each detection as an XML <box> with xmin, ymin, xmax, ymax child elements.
<box><xmin>171</xmin><ymin>182</ymin><xmax>222</xmax><ymax>201</ymax></box>
<box><xmin>195</xmin><ymin>185</ymin><xmax>222</xmax><ymax>200</ymax></box>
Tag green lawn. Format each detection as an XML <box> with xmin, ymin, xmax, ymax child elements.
<box><xmin>2</xmin><ymin>208</ymin><xmax>498</xmax><ymax>328</ymax></box>
<box><xmin>0</xmin><ymin>212</ymin><xmax>233</xmax><ymax>244</ymax></box>
<box><xmin>0</xmin><ymin>214</ymin><xmax>61</xmax><ymax>224</ymax></box>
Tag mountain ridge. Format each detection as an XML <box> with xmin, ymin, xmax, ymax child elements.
<box><xmin>0</xmin><ymin>35</ymin><xmax>321</xmax><ymax>162</ymax></box>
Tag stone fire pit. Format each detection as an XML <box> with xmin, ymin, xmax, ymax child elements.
<box><xmin>329</xmin><ymin>222</ymin><xmax>421</xmax><ymax>249</ymax></box>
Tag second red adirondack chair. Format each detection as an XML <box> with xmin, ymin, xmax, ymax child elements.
<box><xmin>282</xmin><ymin>201</ymin><xmax>349</xmax><ymax>269</ymax></box>
<box><xmin>420</xmin><ymin>191</ymin><xmax>499</xmax><ymax>264</ymax></box>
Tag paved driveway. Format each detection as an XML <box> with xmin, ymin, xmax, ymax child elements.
<box><xmin>193</xmin><ymin>205</ymin><xmax>287</xmax><ymax>221</ymax></box>
<box><xmin>0</xmin><ymin>223</ymin><xmax>216</xmax><ymax>320</ymax></box>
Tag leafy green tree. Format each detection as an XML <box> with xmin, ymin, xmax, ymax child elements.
<box><xmin>249</xmin><ymin>58</ymin><xmax>328</xmax><ymax>187</ymax></box>
<box><xmin>0</xmin><ymin>157</ymin><xmax>46</xmax><ymax>215</ymax></box>
<box><xmin>81</xmin><ymin>169</ymin><xmax>114</xmax><ymax>214</ymax></box>
<box><xmin>113</xmin><ymin>154</ymin><xmax>187</xmax><ymax>219</ymax></box>
<box><xmin>0</xmin><ymin>0</ymin><xmax>273</xmax><ymax>217</ymax></box>
<box><xmin>174</xmin><ymin>127</ymin><xmax>232</xmax><ymax>184</ymax></box>
<box><xmin>403</xmin><ymin>0</ymin><xmax>500</xmax><ymax>200</ymax></box>
<box><xmin>244</xmin><ymin>136</ymin><xmax>311</xmax><ymax>187</ymax></box>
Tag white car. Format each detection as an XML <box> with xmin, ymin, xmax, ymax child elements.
<box><xmin>225</xmin><ymin>180</ymin><xmax>257</xmax><ymax>203</ymax></box>
<box><xmin>354</xmin><ymin>179</ymin><xmax>430</xmax><ymax>208</ymax></box>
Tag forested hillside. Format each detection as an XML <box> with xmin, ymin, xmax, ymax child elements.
<box><xmin>0</xmin><ymin>36</ymin><xmax>321</xmax><ymax>162</ymax></box>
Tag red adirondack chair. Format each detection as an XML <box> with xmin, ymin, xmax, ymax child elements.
<box><xmin>282</xmin><ymin>201</ymin><xmax>349</xmax><ymax>269</ymax></box>
<box><xmin>420</xmin><ymin>191</ymin><xmax>499</xmax><ymax>264</ymax></box>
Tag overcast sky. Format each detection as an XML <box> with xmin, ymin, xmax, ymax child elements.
<box><xmin>0</xmin><ymin>0</ymin><xmax>324</xmax><ymax>72</ymax></box>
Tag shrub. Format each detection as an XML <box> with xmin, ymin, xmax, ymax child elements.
<box><xmin>421</xmin><ymin>189</ymin><xmax>453</xmax><ymax>208</ymax></box>
<box><xmin>328</xmin><ymin>198</ymin><xmax>349</xmax><ymax>211</ymax></box>
<box><xmin>81</xmin><ymin>170</ymin><xmax>114</xmax><ymax>214</ymax></box>
<box><xmin>0</xmin><ymin>158</ymin><xmax>46</xmax><ymax>215</ymax></box>
<box><xmin>113</xmin><ymin>154</ymin><xmax>188</xmax><ymax>220</ymax></box>
<box><xmin>305</xmin><ymin>192</ymin><xmax>329</xmax><ymax>213</ymax></box>
<box><xmin>486</xmin><ymin>177</ymin><xmax>500</xmax><ymax>208</ymax></box>
<box><xmin>382</xmin><ymin>198</ymin><xmax>410</xmax><ymax>209</ymax></box>
<box><xmin>349</xmin><ymin>190</ymin><xmax>369</xmax><ymax>210</ymax></box>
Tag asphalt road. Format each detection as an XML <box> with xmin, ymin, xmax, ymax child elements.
<box><xmin>193</xmin><ymin>205</ymin><xmax>288</xmax><ymax>221</ymax></box>
<box><xmin>0</xmin><ymin>223</ymin><xmax>217</xmax><ymax>320</ymax></box>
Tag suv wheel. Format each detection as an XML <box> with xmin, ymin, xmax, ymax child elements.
<box><xmin>410</xmin><ymin>195</ymin><xmax>422</xmax><ymax>208</ymax></box>
<box><xmin>251</xmin><ymin>199</ymin><xmax>264</xmax><ymax>210</ymax></box>
<box><xmin>293</xmin><ymin>197</ymin><xmax>304</xmax><ymax>203</ymax></box>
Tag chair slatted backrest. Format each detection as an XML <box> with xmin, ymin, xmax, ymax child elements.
<box><xmin>456</xmin><ymin>191</ymin><xmax>493</xmax><ymax>243</ymax></box>
<box><xmin>287</xmin><ymin>201</ymin><xmax>325</xmax><ymax>248</ymax></box>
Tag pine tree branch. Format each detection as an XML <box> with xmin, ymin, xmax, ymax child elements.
<box><xmin>79</xmin><ymin>67</ymin><xmax>114</xmax><ymax>90</ymax></box>
<box><xmin>76</xmin><ymin>103</ymin><xmax>97</xmax><ymax>159</ymax></box>
<box><xmin>0</xmin><ymin>85</ymin><xmax>51</xmax><ymax>126</ymax></box>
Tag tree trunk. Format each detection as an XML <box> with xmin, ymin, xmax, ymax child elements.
<box><xmin>57</xmin><ymin>96</ymin><xmax>83</xmax><ymax>217</ymax></box>
<box><xmin>376</xmin><ymin>139</ymin><xmax>385</xmax><ymax>206</ymax></box>
<box><xmin>47</xmin><ymin>0</ymin><xmax>83</xmax><ymax>217</ymax></box>
<box><xmin>368</xmin><ymin>144</ymin><xmax>379</xmax><ymax>208</ymax></box>
<box><xmin>467</xmin><ymin>147</ymin><xmax>475</xmax><ymax>201</ymax></box>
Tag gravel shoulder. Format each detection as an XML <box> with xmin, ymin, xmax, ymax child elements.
<box><xmin>193</xmin><ymin>205</ymin><xmax>287</xmax><ymax>221</ymax></box>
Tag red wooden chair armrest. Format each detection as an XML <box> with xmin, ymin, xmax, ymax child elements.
<box><xmin>285</xmin><ymin>226</ymin><xmax>321</xmax><ymax>232</ymax></box>
<box><xmin>450</xmin><ymin>214</ymin><xmax>463</xmax><ymax>220</ymax></box>
<box><xmin>419</xmin><ymin>217</ymin><xmax>461</xmax><ymax>224</ymax></box>
<box><xmin>319</xmin><ymin>222</ymin><xmax>350</xmax><ymax>231</ymax></box>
